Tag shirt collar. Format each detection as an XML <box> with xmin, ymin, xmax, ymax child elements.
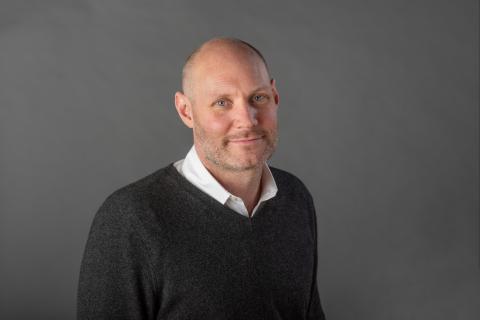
<box><xmin>181</xmin><ymin>146</ymin><xmax>278</xmax><ymax>205</ymax></box>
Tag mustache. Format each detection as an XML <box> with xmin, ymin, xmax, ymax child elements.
<box><xmin>225</xmin><ymin>129</ymin><xmax>267</xmax><ymax>141</ymax></box>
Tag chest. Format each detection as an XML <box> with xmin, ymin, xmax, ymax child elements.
<box><xmin>149</xmin><ymin>212</ymin><xmax>315</xmax><ymax>318</ymax></box>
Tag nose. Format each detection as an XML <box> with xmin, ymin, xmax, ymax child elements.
<box><xmin>233</xmin><ymin>99</ymin><xmax>258</xmax><ymax>128</ymax></box>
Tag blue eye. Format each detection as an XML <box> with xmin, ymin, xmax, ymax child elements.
<box><xmin>216</xmin><ymin>99</ymin><xmax>227</xmax><ymax>107</ymax></box>
<box><xmin>253</xmin><ymin>95</ymin><xmax>267</xmax><ymax>103</ymax></box>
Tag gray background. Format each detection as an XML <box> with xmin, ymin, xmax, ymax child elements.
<box><xmin>0</xmin><ymin>0</ymin><xmax>478</xmax><ymax>319</ymax></box>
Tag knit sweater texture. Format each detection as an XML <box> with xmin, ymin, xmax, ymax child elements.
<box><xmin>77</xmin><ymin>163</ymin><xmax>326</xmax><ymax>319</ymax></box>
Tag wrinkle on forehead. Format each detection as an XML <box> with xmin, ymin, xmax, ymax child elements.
<box><xmin>202</xmin><ymin>76</ymin><xmax>271</xmax><ymax>99</ymax></box>
<box><xmin>182</xmin><ymin>40</ymin><xmax>270</xmax><ymax>102</ymax></box>
<box><xmin>195</xmin><ymin>63</ymin><xmax>270</xmax><ymax>104</ymax></box>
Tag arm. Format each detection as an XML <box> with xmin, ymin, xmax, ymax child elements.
<box><xmin>306</xmin><ymin>193</ymin><xmax>327</xmax><ymax>320</ymax></box>
<box><xmin>77</xmin><ymin>197</ymin><xmax>157</xmax><ymax>319</ymax></box>
<box><xmin>307</xmin><ymin>271</ymin><xmax>326</xmax><ymax>319</ymax></box>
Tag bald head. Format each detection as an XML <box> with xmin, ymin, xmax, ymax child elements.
<box><xmin>181</xmin><ymin>38</ymin><xmax>271</xmax><ymax>100</ymax></box>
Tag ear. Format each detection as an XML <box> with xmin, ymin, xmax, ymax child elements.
<box><xmin>270</xmin><ymin>78</ymin><xmax>280</xmax><ymax>105</ymax></box>
<box><xmin>174</xmin><ymin>91</ymin><xmax>194</xmax><ymax>128</ymax></box>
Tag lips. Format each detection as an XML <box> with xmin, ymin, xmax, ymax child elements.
<box><xmin>229</xmin><ymin>136</ymin><xmax>264</xmax><ymax>143</ymax></box>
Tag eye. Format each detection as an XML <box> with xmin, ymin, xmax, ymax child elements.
<box><xmin>215</xmin><ymin>99</ymin><xmax>228</xmax><ymax>107</ymax></box>
<box><xmin>253</xmin><ymin>94</ymin><xmax>268</xmax><ymax>103</ymax></box>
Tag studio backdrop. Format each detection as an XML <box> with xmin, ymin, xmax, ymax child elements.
<box><xmin>0</xmin><ymin>0</ymin><xmax>478</xmax><ymax>319</ymax></box>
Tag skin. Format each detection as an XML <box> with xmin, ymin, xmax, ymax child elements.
<box><xmin>174</xmin><ymin>39</ymin><xmax>280</xmax><ymax>216</ymax></box>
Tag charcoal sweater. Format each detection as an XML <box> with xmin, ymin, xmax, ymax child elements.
<box><xmin>77</xmin><ymin>163</ymin><xmax>326</xmax><ymax>319</ymax></box>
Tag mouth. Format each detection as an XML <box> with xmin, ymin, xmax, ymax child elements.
<box><xmin>229</xmin><ymin>136</ymin><xmax>264</xmax><ymax>144</ymax></box>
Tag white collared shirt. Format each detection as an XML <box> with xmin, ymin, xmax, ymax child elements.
<box><xmin>173</xmin><ymin>146</ymin><xmax>278</xmax><ymax>217</ymax></box>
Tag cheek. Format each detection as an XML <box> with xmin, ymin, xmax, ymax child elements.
<box><xmin>198</xmin><ymin>113</ymin><xmax>231</xmax><ymax>135</ymax></box>
<box><xmin>258</xmin><ymin>108</ymin><xmax>278</xmax><ymax>128</ymax></box>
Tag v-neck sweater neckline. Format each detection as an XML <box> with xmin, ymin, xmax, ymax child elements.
<box><xmin>163</xmin><ymin>162</ymin><xmax>277</xmax><ymax>223</ymax></box>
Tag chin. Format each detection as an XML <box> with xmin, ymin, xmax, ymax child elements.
<box><xmin>205</xmin><ymin>145</ymin><xmax>272</xmax><ymax>172</ymax></box>
<box><xmin>226</xmin><ymin>163</ymin><xmax>260</xmax><ymax>172</ymax></box>
<box><xmin>227</xmin><ymin>156</ymin><xmax>265</xmax><ymax>171</ymax></box>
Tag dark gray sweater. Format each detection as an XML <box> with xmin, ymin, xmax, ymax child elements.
<box><xmin>77</xmin><ymin>163</ymin><xmax>326</xmax><ymax>319</ymax></box>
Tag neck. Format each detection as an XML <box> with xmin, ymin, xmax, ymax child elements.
<box><xmin>204</xmin><ymin>161</ymin><xmax>264</xmax><ymax>217</ymax></box>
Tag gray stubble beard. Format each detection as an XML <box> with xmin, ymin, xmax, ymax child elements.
<box><xmin>195</xmin><ymin>125</ymin><xmax>278</xmax><ymax>173</ymax></box>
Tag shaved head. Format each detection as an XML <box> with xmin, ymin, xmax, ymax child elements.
<box><xmin>181</xmin><ymin>37</ymin><xmax>271</xmax><ymax>101</ymax></box>
<box><xmin>173</xmin><ymin>36</ymin><xmax>279</xmax><ymax>175</ymax></box>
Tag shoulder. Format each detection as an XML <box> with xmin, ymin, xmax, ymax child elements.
<box><xmin>107</xmin><ymin>164</ymin><xmax>173</xmax><ymax>205</ymax></box>
<box><xmin>269</xmin><ymin>165</ymin><xmax>313</xmax><ymax>199</ymax></box>
<box><xmin>268</xmin><ymin>166</ymin><xmax>318</xmax><ymax>237</ymax></box>
<box><xmin>92</xmin><ymin>164</ymin><xmax>179</xmax><ymax>229</ymax></box>
<box><xmin>269</xmin><ymin>166</ymin><xmax>303</xmax><ymax>184</ymax></box>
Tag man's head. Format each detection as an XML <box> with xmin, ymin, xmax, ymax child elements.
<box><xmin>175</xmin><ymin>37</ymin><xmax>279</xmax><ymax>173</ymax></box>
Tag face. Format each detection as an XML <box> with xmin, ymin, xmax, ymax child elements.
<box><xmin>178</xmin><ymin>47</ymin><xmax>279</xmax><ymax>173</ymax></box>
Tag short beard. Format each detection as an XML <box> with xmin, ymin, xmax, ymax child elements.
<box><xmin>194</xmin><ymin>126</ymin><xmax>277</xmax><ymax>172</ymax></box>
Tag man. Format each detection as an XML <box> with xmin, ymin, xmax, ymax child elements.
<box><xmin>78</xmin><ymin>37</ymin><xmax>326</xmax><ymax>319</ymax></box>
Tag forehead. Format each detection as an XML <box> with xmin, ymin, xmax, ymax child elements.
<box><xmin>192</xmin><ymin>46</ymin><xmax>270</xmax><ymax>96</ymax></box>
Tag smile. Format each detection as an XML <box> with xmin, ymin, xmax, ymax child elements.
<box><xmin>229</xmin><ymin>136</ymin><xmax>264</xmax><ymax>144</ymax></box>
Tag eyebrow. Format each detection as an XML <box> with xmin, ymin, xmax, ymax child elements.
<box><xmin>251</xmin><ymin>85</ymin><xmax>271</xmax><ymax>92</ymax></box>
<box><xmin>207</xmin><ymin>85</ymin><xmax>271</xmax><ymax>98</ymax></box>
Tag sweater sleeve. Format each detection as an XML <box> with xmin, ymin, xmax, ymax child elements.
<box><xmin>77</xmin><ymin>196</ymin><xmax>158</xmax><ymax>320</ymax></box>
<box><xmin>306</xmin><ymin>193</ymin><xmax>327</xmax><ymax>320</ymax></box>
<box><xmin>307</xmin><ymin>274</ymin><xmax>326</xmax><ymax>319</ymax></box>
